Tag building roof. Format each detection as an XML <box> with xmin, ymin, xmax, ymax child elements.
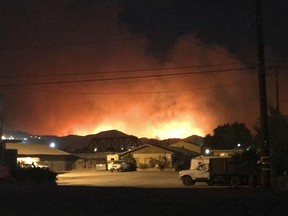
<box><xmin>120</xmin><ymin>144</ymin><xmax>174</xmax><ymax>156</ymax></box>
<box><xmin>75</xmin><ymin>152</ymin><xmax>108</xmax><ymax>160</ymax></box>
<box><xmin>169</xmin><ymin>141</ymin><xmax>201</xmax><ymax>153</ymax></box>
<box><xmin>6</xmin><ymin>143</ymin><xmax>71</xmax><ymax>156</ymax></box>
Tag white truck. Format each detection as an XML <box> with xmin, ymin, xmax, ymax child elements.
<box><xmin>110</xmin><ymin>160</ymin><xmax>129</xmax><ymax>172</ymax></box>
<box><xmin>179</xmin><ymin>155</ymin><xmax>249</xmax><ymax>186</ymax></box>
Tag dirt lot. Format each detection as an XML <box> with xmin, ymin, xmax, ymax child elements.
<box><xmin>1</xmin><ymin>170</ymin><xmax>288</xmax><ymax>216</ymax></box>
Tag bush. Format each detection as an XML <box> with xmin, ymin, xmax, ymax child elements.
<box><xmin>12</xmin><ymin>167</ymin><xmax>58</xmax><ymax>185</ymax></box>
<box><xmin>148</xmin><ymin>158</ymin><xmax>158</xmax><ymax>168</ymax></box>
<box><xmin>138</xmin><ymin>163</ymin><xmax>149</xmax><ymax>169</ymax></box>
<box><xmin>122</xmin><ymin>154</ymin><xmax>137</xmax><ymax>171</ymax></box>
<box><xmin>149</xmin><ymin>156</ymin><xmax>170</xmax><ymax>170</ymax></box>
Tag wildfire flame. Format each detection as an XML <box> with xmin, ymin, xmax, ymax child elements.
<box><xmin>1</xmin><ymin>4</ymin><xmax>266</xmax><ymax>139</ymax></box>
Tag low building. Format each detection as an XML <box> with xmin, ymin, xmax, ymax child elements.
<box><xmin>6</xmin><ymin>143</ymin><xmax>79</xmax><ymax>172</ymax></box>
<box><xmin>120</xmin><ymin>144</ymin><xmax>174</xmax><ymax>169</ymax></box>
<box><xmin>74</xmin><ymin>152</ymin><xmax>108</xmax><ymax>170</ymax></box>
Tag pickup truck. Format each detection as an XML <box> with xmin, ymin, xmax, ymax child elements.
<box><xmin>110</xmin><ymin>160</ymin><xmax>129</xmax><ymax>172</ymax></box>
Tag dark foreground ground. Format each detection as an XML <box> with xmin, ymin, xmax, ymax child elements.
<box><xmin>0</xmin><ymin>185</ymin><xmax>288</xmax><ymax>216</ymax></box>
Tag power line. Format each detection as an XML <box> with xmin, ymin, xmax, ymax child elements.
<box><xmin>3</xmin><ymin>64</ymin><xmax>283</xmax><ymax>80</ymax></box>
<box><xmin>2</xmin><ymin>66</ymin><xmax>255</xmax><ymax>88</ymax></box>
<box><xmin>73</xmin><ymin>82</ymin><xmax>246</xmax><ymax>95</ymax></box>
<box><xmin>23</xmin><ymin>63</ymin><xmax>242</xmax><ymax>78</ymax></box>
<box><xmin>24</xmin><ymin>82</ymin><xmax>247</xmax><ymax>96</ymax></box>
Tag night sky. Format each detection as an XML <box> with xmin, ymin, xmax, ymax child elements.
<box><xmin>0</xmin><ymin>0</ymin><xmax>287</xmax><ymax>139</ymax></box>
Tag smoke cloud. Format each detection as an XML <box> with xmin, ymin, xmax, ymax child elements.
<box><xmin>0</xmin><ymin>1</ymin><xmax>287</xmax><ymax>139</ymax></box>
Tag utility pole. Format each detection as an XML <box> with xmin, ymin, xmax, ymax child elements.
<box><xmin>275</xmin><ymin>69</ymin><xmax>280</xmax><ymax>115</ymax></box>
<box><xmin>0</xmin><ymin>94</ymin><xmax>4</xmax><ymax>160</ymax></box>
<box><xmin>255</xmin><ymin>0</ymin><xmax>271</xmax><ymax>189</ymax></box>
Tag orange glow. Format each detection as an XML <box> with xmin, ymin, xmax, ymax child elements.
<box><xmin>4</xmin><ymin>2</ymin><xmax>287</xmax><ymax>143</ymax></box>
<box><xmin>4</xmin><ymin>32</ymin><xmax>259</xmax><ymax>139</ymax></box>
<box><xmin>149</xmin><ymin>120</ymin><xmax>205</xmax><ymax>139</ymax></box>
<box><xmin>70</xmin><ymin>122</ymin><xmax>204</xmax><ymax>139</ymax></box>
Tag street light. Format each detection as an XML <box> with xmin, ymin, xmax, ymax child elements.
<box><xmin>50</xmin><ymin>142</ymin><xmax>56</xmax><ymax>148</ymax></box>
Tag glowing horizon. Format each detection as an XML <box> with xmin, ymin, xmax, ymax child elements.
<box><xmin>59</xmin><ymin>117</ymin><xmax>206</xmax><ymax>139</ymax></box>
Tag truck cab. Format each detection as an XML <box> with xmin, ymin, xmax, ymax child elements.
<box><xmin>179</xmin><ymin>156</ymin><xmax>248</xmax><ymax>186</ymax></box>
<box><xmin>179</xmin><ymin>161</ymin><xmax>211</xmax><ymax>186</ymax></box>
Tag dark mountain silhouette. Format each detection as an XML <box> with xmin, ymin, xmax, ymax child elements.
<box><xmin>89</xmin><ymin>130</ymin><xmax>132</xmax><ymax>138</ymax></box>
<box><xmin>4</xmin><ymin>129</ymin><xmax>203</xmax><ymax>152</ymax></box>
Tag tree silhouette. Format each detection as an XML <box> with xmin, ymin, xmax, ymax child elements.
<box><xmin>204</xmin><ymin>122</ymin><xmax>253</xmax><ymax>150</ymax></box>
<box><xmin>122</xmin><ymin>153</ymin><xmax>137</xmax><ymax>171</ymax></box>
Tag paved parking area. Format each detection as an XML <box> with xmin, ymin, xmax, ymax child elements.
<box><xmin>57</xmin><ymin>170</ymin><xmax>246</xmax><ymax>188</ymax></box>
<box><xmin>57</xmin><ymin>170</ymin><xmax>185</xmax><ymax>188</ymax></box>
<box><xmin>2</xmin><ymin>170</ymin><xmax>288</xmax><ymax>216</ymax></box>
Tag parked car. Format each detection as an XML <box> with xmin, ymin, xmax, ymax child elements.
<box><xmin>110</xmin><ymin>160</ymin><xmax>129</xmax><ymax>172</ymax></box>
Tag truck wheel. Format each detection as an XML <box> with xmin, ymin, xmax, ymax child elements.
<box><xmin>182</xmin><ymin>176</ymin><xmax>195</xmax><ymax>186</ymax></box>
<box><xmin>230</xmin><ymin>176</ymin><xmax>241</xmax><ymax>186</ymax></box>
